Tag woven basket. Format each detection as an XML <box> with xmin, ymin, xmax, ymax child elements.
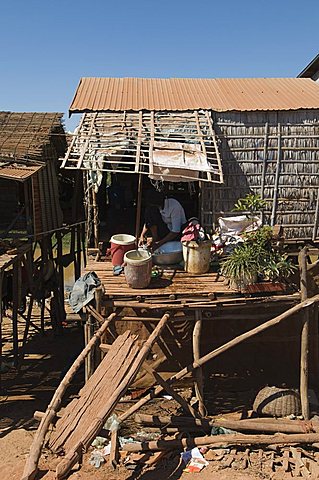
<box><xmin>253</xmin><ymin>386</ymin><xmax>301</xmax><ymax>417</ymax></box>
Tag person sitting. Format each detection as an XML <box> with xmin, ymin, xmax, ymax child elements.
<box><xmin>139</xmin><ymin>190</ymin><xmax>186</xmax><ymax>251</ymax></box>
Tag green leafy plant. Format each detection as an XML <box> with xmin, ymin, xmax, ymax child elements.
<box><xmin>233</xmin><ymin>193</ymin><xmax>267</xmax><ymax>214</ymax></box>
<box><xmin>263</xmin><ymin>256</ymin><xmax>297</xmax><ymax>282</ymax></box>
<box><xmin>221</xmin><ymin>243</ymin><xmax>259</xmax><ymax>287</ymax></box>
<box><xmin>221</xmin><ymin>226</ymin><xmax>296</xmax><ymax>288</ymax></box>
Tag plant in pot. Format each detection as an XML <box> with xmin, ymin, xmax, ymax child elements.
<box><xmin>232</xmin><ymin>193</ymin><xmax>267</xmax><ymax>216</ymax></box>
<box><xmin>221</xmin><ymin>225</ymin><xmax>297</xmax><ymax>290</ymax></box>
<box><xmin>220</xmin><ymin>242</ymin><xmax>259</xmax><ymax>291</ymax></box>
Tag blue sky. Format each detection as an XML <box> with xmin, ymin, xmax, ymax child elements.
<box><xmin>0</xmin><ymin>0</ymin><xmax>318</xmax><ymax>131</ymax></box>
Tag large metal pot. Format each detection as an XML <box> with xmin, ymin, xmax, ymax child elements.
<box><xmin>152</xmin><ymin>241</ymin><xmax>183</xmax><ymax>265</ymax></box>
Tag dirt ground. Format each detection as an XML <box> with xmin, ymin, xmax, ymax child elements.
<box><xmin>0</xmin><ymin>315</ymin><xmax>305</xmax><ymax>480</ymax></box>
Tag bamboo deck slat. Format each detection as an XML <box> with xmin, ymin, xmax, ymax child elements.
<box><xmin>83</xmin><ymin>259</ymin><xmax>234</xmax><ymax>298</ymax></box>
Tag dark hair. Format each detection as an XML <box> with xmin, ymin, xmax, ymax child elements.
<box><xmin>145</xmin><ymin>189</ymin><xmax>165</xmax><ymax>208</ymax></box>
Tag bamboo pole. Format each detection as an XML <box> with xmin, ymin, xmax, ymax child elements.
<box><xmin>193</xmin><ymin>310</ymin><xmax>205</xmax><ymax>416</ymax></box>
<box><xmin>21</xmin><ymin>312</ymin><xmax>117</xmax><ymax>480</ymax></box>
<box><xmin>92</xmin><ymin>188</ymin><xmax>99</xmax><ymax>248</ymax></box>
<box><xmin>270</xmin><ymin>123</ymin><xmax>281</xmax><ymax>226</ymax></box>
<box><xmin>135</xmin><ymin>173</ymin><xmax>143</xmax><ymax>243</ymax></box>
<box><xmin>119</xmin><ymin>294</ymin><xmax>319</xmax><ymax>423</ymax></box>
<box><xmin>123</xmin><ymin>432</ymin><xmax>319</xmax><ymax>453</ymax></box>
<box><xmin>299</xmin><ymin>247</ymin><xmax>310</xmax><ymax>420</ymax></box>
<box><xmin>135</xmin><ymin>413</ymin><xmax>319</xmax><ymax>434</ymax></box>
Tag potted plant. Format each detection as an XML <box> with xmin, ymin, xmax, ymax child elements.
<box><xmin>232</xmin><ymin>193</ymin><xmax>267</xmax><ymax>216</ymax></box>
<box><xmin>220</xmin><ymin>242</ymin><xmax>259</xmax><ymax>290</ymax></box>
<box><xmin>221</xmin><ymin>225</ymin><xmax>296</xmax><ymax>291</ymax></box>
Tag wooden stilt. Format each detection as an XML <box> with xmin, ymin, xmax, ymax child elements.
<box><xmin>109</xmin><ymin>428</ymin><xmax>120</xmax><ymax>469</ymax></box>
<box><xmin>81</xmin><ymin>222</ymin><xmax>87</xmax><ymax>267</ymax></box>
<box><xmin>40</xmin><ymin>299</ymin><xmax>45</xmax><ymax>335</ymax></box>
<box><xmin>19</xmin><ymin>297</ymin><xmax>34</xmax><ymax>363</ymax></box>
<box><xmin>92</xmin><ymin>188</ymin><xmax>99</xmax><ymax>248</ymax></box>
<box><xmin>193</xmin><ymin>309</ymin><xmax>205</xmax><ymax>416</ymax></box>
<box><xmin>12</xmin><ymin>260</ymin><xmax>20</xmax><ymax>367</ymax></box>
<box><xmin>299</xmin><ymin>247</ymin><xmax>310</xmax><ymax>420</ymax></box>
<box><xmin>70</xmin><ymin>226</ymin><xmax>76</xmax><ymax>283</ymax></box>
<box><xmin>56</xmin><ymin>232</ymin><xmax>64</xmax><ymax>300</ymax></box>
<box><xmin>21</xmin><ymin>312</ymin><xmax>117</xmax><ymax>480</ymax></box>
<box><xmin>76</xmin><ymin>225</ymin><xmax>81</xmax><ymax>279</ymax></box>
<box><xmin>135</xmin><ymin>173</ymin><xmax>143</xmax><ymax>242</ymax></box>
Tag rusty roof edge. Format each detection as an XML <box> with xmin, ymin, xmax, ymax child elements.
<box><xmin>69</xmin><ymin>79</ymin><xmax>84</xmax><ymax>117</ymax></box>
<box><xmin>69</xmin><ymin>77</ymin><xmax>319</xmax><ymax>114</ymax></box>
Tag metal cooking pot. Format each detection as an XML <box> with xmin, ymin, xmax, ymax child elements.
<box><xmin>152</xmin><ymin>241</ymin><xmax>183</xmax><ymax>265</ymax></box>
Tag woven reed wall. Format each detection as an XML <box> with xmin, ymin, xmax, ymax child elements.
<box><xmin>202</xmin><ymin>110</ymin><xmax>319</xmax><ymax>241</ymax></box>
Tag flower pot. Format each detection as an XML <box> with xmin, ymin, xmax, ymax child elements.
<box><xmin>229</xmin><ymin>272</ymin><xmax>258</xmax><ymax>291</ymax></box>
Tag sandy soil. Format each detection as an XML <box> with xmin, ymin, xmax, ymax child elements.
<box><xmin>0</xmin><ymin>318</ymin><xmax>295</xmax><ymax>480</ymax></box>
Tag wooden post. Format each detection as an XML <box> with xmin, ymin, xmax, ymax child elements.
<box><xmin>109</xmin><ymin>428</ymin><xmax>120</xmax><ymax>469</ymax></box>
<box><xmin>193</xmin><ymin>310</ymin><xmax>205</xmax><ymax>416</ymax></box>
<box><xmin>56</xmin><ymin>232</ymin><xmax>64</xmax><ymax>300</ymax></box>
<box><xmin>20</xmin><ymin>297</ymin><xmax>34</xmax><ymax>363</ymax></box>
<box><xmin>260</xmin><ymin>122</ymin><xmax>269</xmax><ymax>225</ymax></box>
<box><xmin>92</xmin><ymin>188</ymin><xmax>99</xmax><ymax>248</ymax></box>
<box><xmin>40</xmin><ymin>298</ymin><xmax>45</xmax><ymax>335</ymax></box>
<box><xmin>12</xmin><ymin>259</ymin><xmax>20</xmax><ymax>367</ymax></box>
<box><xmin>84</xmin><ymin>316</ymin><xmax>93</xmax><ymax>382</ymax></box>
<box><xmin>299</xmin><ymin>247</ymin><xmax>310</xmax><ymax>420</ymax></box>
<box><xmin>270</xmin><ymin>123</ymin><xmax>281</xmax><ymax>226</ymax></box>
<box><xmin>81</xmin><ymin>222</ymin><xmax>87</xmax><ymax>267</ymax></box>
<box><xmin>135</xmin><ymin>173</ymin><xmax>143</xmax><ymax>243</ymax></box>
<box><xmin>76</xmin><ymin>224</ymin><xmax>81</xmax><ymax>279</ymax></box>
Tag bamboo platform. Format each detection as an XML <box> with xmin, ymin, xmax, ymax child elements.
<box><xmin>83</xmin><ymin>258</ymin><xmax>235</xmax><ymax>298</ymax></box>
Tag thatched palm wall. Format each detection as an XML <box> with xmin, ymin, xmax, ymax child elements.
<box><xmin>202</xmin><ymin>110</ymin><xmax>319</xmax><ymax>241</ymax></box>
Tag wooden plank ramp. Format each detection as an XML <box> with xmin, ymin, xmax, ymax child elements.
<box><xmin>48</xmin><ymin>331</ymin><xmax>139</xmax><ymax>454</ymax></box>
<box><xmin>47</xmin><ymin>312</ymin><xmax>170</xmax><ymax>479</ymax></box>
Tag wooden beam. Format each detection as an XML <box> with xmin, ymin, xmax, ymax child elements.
<box><xmin>148</xmin><ymin>111</ymin><xmax>155</xmax><ymax>176</ymax></box>
<box><xmin>270</xmin><ymin>123</ymin><xmax>282</xmax><ymax>226</ymax></box>
<box><xmin>134</xmin><ymin>413</ymin><xmax>319</xmax><ymax>434</ymax></box>
<box><xmin>76</xmin><ymin>113</ymin><xmax>97</xmax><ymax>169</ymax></box>
<box><xmin>193</xmin><ymin>310</ymin><xmax>205</xmax><ymax>416</ymax></box>
<box><xmin>205</xmin><ymin>111</ymin><xmax>223</xmax><ymax>184</ymax></box>
<box><xmin>61</xmin><ymin>114</ymin><xmax>85</xmax><ymax>168</ymax></box>
<box><xmin>123</xmin><ymin>432</ymin><xmax>319</xmax><ymax>453</ymax></box>
<box><xmin>299</xmin><ymin>247</ymin><xmax>310</xmax><ymax>420</ymax></box>
<box><xmin>194</xmin><ymin>111</ymin><xmax>211</xmax><ymax>182</ymax></box>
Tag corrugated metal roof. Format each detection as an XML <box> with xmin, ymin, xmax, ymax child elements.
<box><xmin>69</xmin><ymin>77</ymin><xmax>319</xmax><ymax>113</ymax></box>
<box><xmin>0</xmin><ymin>164</ymin><xmax>43</xmax><ymax>181</ymax></box>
